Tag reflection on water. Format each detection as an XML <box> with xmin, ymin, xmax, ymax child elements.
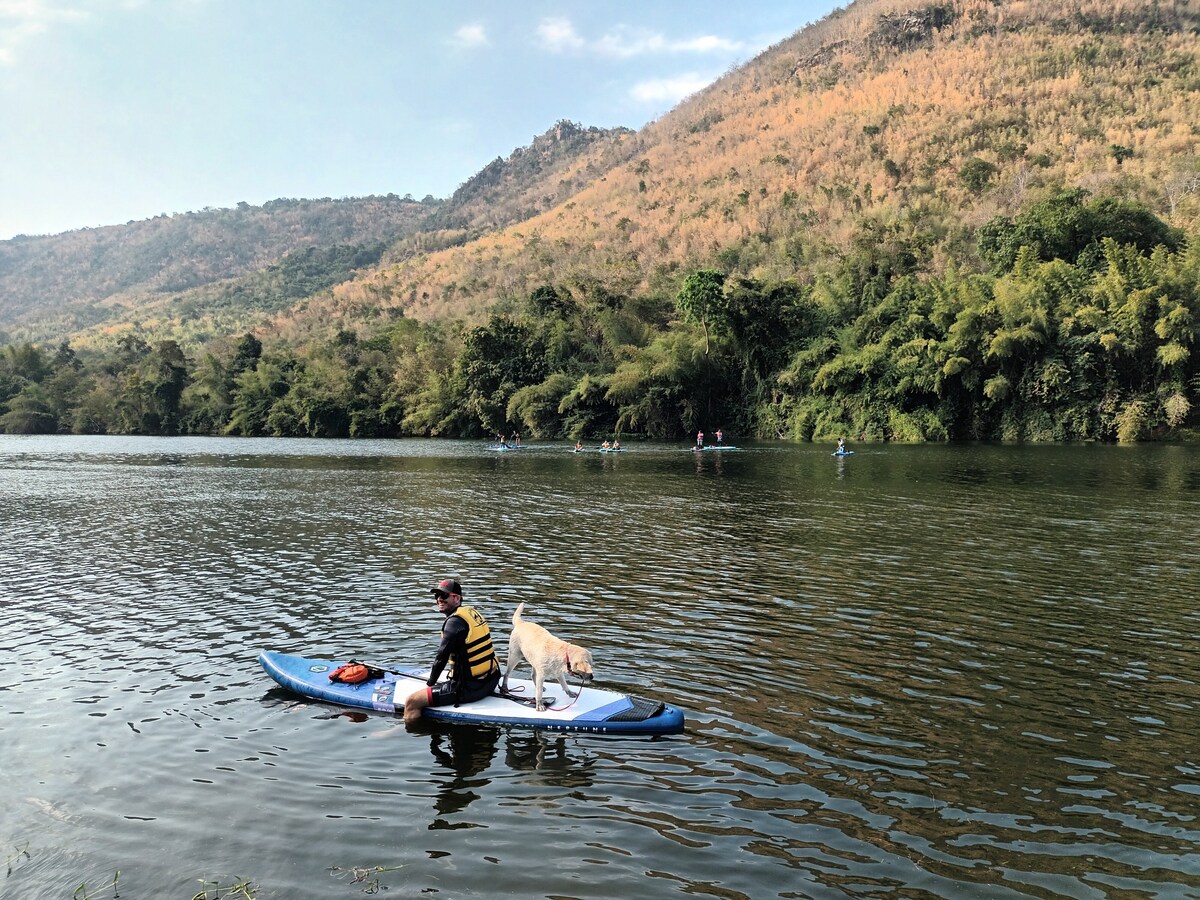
<box><xmin>426</xmin><ymin>724</ymin><xmax>499</xmax><ymax>822</ymax></box>
<box><xmin>1</xmin><ymin>435</ymin><xmax>1199</xmax><ymax>898</ymax></box>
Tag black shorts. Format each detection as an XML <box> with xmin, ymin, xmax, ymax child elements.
<box><xmin>428</xmin><ymin>670</ymin><xmax>500</xmax><ymax>707</ymax></box>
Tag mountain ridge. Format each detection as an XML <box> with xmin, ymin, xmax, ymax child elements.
<box><xmin>3</xmin><ymin>0</ymin><xmax>1199</xmax><ymax>349</ymax></box>
<box><xmin>0</xmin><ymin>120</ymin><xmax>634</xmax><ymax>345</ymax></box>
<box><xmin>307</xmin><ymin>0</ymin><xmax>1200</xmax><ymax>333</ymax></box>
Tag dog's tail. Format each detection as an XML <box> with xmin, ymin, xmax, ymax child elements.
<box><xmin>513</xmin><ymin>601</ymin><xmax>525</xmax><ymax>624</ymax></box>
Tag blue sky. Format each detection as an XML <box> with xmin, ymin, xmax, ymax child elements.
<box><xmin>0</xmin><ymin>1</ymin><xmax>839</xmax><ymax>240</ymax></box>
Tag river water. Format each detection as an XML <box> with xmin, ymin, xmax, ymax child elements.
<box><xmin>1</xmin><ymin>435</ymin><xmax>1197</xmax><ymax>899</ymax></box>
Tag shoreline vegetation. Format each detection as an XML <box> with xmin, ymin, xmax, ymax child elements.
<box><xmin>2</xmin><ymin>193</ymin><xmax>1198</xmax><ymax>445</ymax></box>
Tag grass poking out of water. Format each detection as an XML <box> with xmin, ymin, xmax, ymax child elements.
<box><xmin>192</xmin><ymin>877</ymin><xmax>257</xmax><ymax>899</ymax></box>
<box><xmin>6</xmin><ymin>843</ymin><xmax>30</xmax><ymax>876</ymax></box>
<box><xmin>329</xmin><ymin>864</ymin><xmax>405</xmax><ymax>894</ymax></box>
<box><xmin>71</xmin><ymin>869</ymin><xmax>119</xmax><ymax>899</ymax></box>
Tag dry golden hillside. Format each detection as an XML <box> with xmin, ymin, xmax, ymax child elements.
<box><xmin>293</xmin><ymin>0</ymin><xmax>1200</xmax><ymax>339</ymax></box>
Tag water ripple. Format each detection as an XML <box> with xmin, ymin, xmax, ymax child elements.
<box><xmin>2</xmin><ymin>436</ymin><xmax>1199</xmax><ymax>898</ymax></box>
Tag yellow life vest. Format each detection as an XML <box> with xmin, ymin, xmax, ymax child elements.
<box><xmin>448</xmin><ymin>605</ymin><xmax>498</xmax><ymax>680</ymax></box>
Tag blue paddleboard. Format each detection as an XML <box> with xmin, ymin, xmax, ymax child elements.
<box><xmin>259</xmin><ymin>651</ymin><xmax>685</xmax><ymax>736</ymax></box>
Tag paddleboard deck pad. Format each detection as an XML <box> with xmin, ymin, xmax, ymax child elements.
<box><xmin>259</xmin><ymin>651</ymin><xmax>685</xmax><ymax>735</ymax></box>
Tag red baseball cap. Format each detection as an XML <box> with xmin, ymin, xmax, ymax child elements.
<box><xmin>430</xmin><ymin>578</ymin><xmax>462</xmax><ymax>598</ymax></box>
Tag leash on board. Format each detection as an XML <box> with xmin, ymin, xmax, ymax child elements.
<box><xmin>496</xmin><ymin>673</ymin><xmax>587</xmax><ymax>711</ymax></box>
<box><xmin>546</xmin><ymin>676</ymin><xmax>586</xmax><ymax>712</ymax></box>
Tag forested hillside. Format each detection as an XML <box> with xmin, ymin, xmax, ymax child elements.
<box><xmin>322</xmin><ymin>0</ymin><xmax>1200</xmax><ymax>327</ymax></box>
<box><xmin>0</xmin><ymin>196</ymin><xmax>436</xmax><ymax>342</ymax></box>
<box><xmin>0</xmin><ymin>122</ymin><xmax>630</xmax><ymax>346</ymax></box>
<box><xmin>2</xmin><ymin>0</ymin><xmax>1199</xmax><ymax>444</ymax></box>
<box><xmin>424</xmin><ymin>120</ymin><xmax>637</xmax><ymax>236</ymax></box>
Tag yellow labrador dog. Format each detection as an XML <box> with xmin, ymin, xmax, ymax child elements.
<box><xmin>503</xmin><ymin>602</ymin><xmax>595</xmax><ymax>711</ymax></box>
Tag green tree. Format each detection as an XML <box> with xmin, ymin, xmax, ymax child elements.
<box><xmin>555</xmin><ymin>372</ymin><xmax>617</xmax><ymax>437</ymax></box>
<box><xmin>605</xmin><ymin>330</ymin><xmax>718</xmax><ymax>437</ymax></box>
<box><xmin>455</xmin><ymin>317</ymin><xmax>547</xmax><ymax>435</ymax></box>
<box><xmin>72</xmin><ymin>377</ymin><xmax>121</xmax><ymax>435</ymax></box>
<box><xmin>507</xmin><ymin>372</ymin><xmax>575</xmax><ymax>437</ymax></box>
<box><xmin>528</xmin><ymin>285</ymin><xmax>572</xmax><ymax>317</ymax></box>
<box><xmin>0</xmin><ymin>383</ymin><xmax>57</xmax><ymax>433</ymax></box>
<box><xmin>3</xmin><ymin>343</ymin><xmax>49</xmax><ymax>383</ymax></box>
<box><xmin>958</xmin><ymin>157</ymin><xmax>998</xmax><ymax>194</ymax></box>
<box><xmin>676</xmin><ymin>270</ymin><xmax>728</xmax><ymax>354</ymax></box>
<box><xmin>183</xmin><ymin>352</ymin><xmax>233</xmax><ymax>434</ymax></box>
<box><xmin>231</xmin><ymin>333</ymin><xmax>263</xmax><ymax>379</ymax></box>
<box><xmin>227</xmin><ymin>358</ymin><xmax>293</xmax><ymax>435</ymax></box>
<box><xmin>978</xmin><ymin>190</ymin><xmax>1182</xmax><ymax>274</ymax></box>
<box><xmin>145</xmin><ymin>340</ymin><xmax>190</xmax><ymax>434</ymax></box>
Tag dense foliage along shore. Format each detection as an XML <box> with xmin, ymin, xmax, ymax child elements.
<box><xmin>2</xmin><ymin>192</ymin><xmax>1196</xmax><ymax>444</ymax></box>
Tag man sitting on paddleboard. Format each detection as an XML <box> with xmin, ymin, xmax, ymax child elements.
<box><xmin>404</xmin><ymin>578</ymin><xmax>502</xmax><ymax>727</ymax></box>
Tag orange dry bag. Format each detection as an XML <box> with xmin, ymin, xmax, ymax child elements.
<box><xmin>329</xmin><ymin>663</ymin><xmax>381</xmax><ymax>684</ymax></box>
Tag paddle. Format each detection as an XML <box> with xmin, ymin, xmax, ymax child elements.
<box><xmin>343</xmin><ymin>659</ymin><xmax>427</xmax><ymax>680</ymax></box>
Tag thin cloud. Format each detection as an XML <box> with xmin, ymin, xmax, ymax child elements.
<box><xmin>630</xmin><ymin>72</ymin><xmax>712</xmax><ymax>105</ymax></box>
<box><xmin>451</xmin><ymin>22</ymin><xmax>488</xmax><ymax>49</ymax></box>
<box><xmin>0</xmin><ymin>0</ymin><xmax>88</xmax><ymax>65</ymax></box>
<box><xmin>595</xmin><ymin>26</ymin><xmax>745</xmax><ymax>59</ymax></box>
<box><xmin>670</xmin><ymin>35</ymin><xmax>745</xmax><ymax>54</ymax></box>
<box><xmin>536</xmin><ymin>16</ymin><xmax>584</xmax><ymax>53</ymax></box>
<box><xmin>537</xmin><ymin>17</ymin><xmax>746</xmax><ymax>59</ymax></box>
<box><xmin>593</xmin><ymin>27</ymin><xmax>667</xmax><ymax>58</ymax></box>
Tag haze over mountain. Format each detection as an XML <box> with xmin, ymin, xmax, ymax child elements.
<box><xmin>2</xmin><ymin>0</ymin><xmax>1198</xmax><ymax>349</ymax></box>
